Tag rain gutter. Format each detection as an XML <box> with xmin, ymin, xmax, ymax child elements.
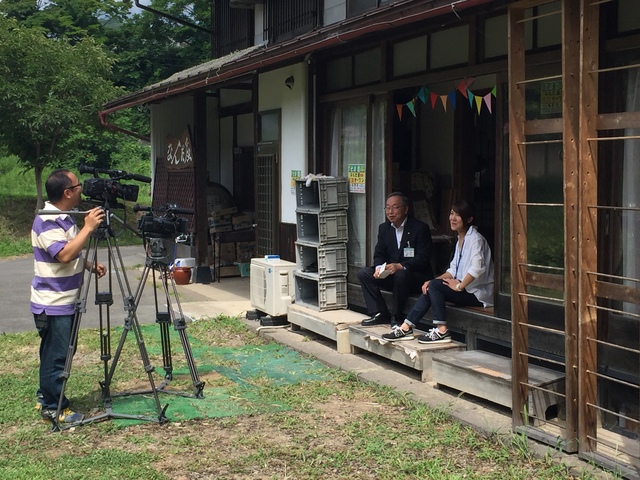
<box><xmin>99</xmin><ymin>0</ymin><xmax>495</xmax><ymax>136</ymax></box>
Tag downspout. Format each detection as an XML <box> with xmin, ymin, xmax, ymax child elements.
<box><xmin>98</xmin><ymin>111</ymin><xmax>150</xmax><ymax>142</ymax></box>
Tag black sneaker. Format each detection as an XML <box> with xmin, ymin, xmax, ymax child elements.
<box><xmin>361</xmin><ymin>311</ymin><xmax>391</xmax><ymax>326</ymax></box>
<box><xmin>35</xmin><ymin>392</ymin><xmax>44</xmax><ymax>411</ymax></box>
<box><xmin>417</xmin><ymin>328</ymin><xmax>451</xmax><ymax>344</ymax></box>
<box><xmin>41</xmin><ymin>408</ymin><xmax>84</xmax><ymax>424</ymax></box>
<box><xmin>381</xmin><ymin>325</ymin><xmax>414</xmax><ymax>341</ymax></box>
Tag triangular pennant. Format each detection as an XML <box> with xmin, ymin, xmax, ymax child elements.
<box><xmin>430</xmin><ymin>91</ymin><xmax>438</xmax><ymax>109</ymax></box>
<box><xmin>467</xmin><ymin>90</ymin><xmax>475</xmax><ymax>108</ymax></box>
<box><xmin>448</xmin><ymin>91</ymin><xmax>457</xmax><ymax>110</ymax></box>
<box><xmin>417</xmin><ymin>86</ymin><xmax>428</xmax><ymax>104</ymax></box>
<box><xmin>406</xmin><ymin>99</ymin><xmax>416</xmax><ymax>117</ymax></box>
<box><xmin>457</xmin><ymin>80</ymin><xmax>468</xmax><ymax>98</ymax></box>
<box><xmin>475</xmin><ymin>95</ymin><xmax>483</xmax><ymax>114</ymax></box>
<box><xmin>483</xmin><ymin>93</ymin><xmax>493</xmax><ymax>114</ymax></box>
<box><xmin>491</xmin><ymin>85</ymin><xmax>497</xmax><ymax>97</ymax></box>
<box><xmin>396</xmin><ymin>104</ymin><xmax>403</xmax><ymax>120</ymax></box>
<box><xmin>440</xmin><ymin>95</ymin><xmax>448</xmax><ymax>112</ymax></box>
<box><xmin>465</xmin><ymin>77</ymin><xmax>476</xmax><ymax>89</ymax></box>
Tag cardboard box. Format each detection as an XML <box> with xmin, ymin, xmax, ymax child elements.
<box><xmin>209</xmin><ymin>225</ymin><xmax>233</xmax><ymax>234</ymax></box>
<box><xmin>216</xmin><ymin>242</ymin><xmax>236</xmax><ymax>263</ymax></box>
<box><xmin>232</xmin><ymin>214</ymin><xmax>254</xmax><ymax>231</ymax></box>
<box><xmin>207</xmin><ymin>194</ymin><xmax>237</xmax><ymax>216</ymax></box>
<box><xmin>235</xmin><ymin>241</ymin><xmax>256</xmax><ymax>262</ymax></box>
<box><xmin>208</xmin><ymin>214</ymin><xmax>233</xmax><ymax>227</ymax></box>
<box><xmin>216</xmin><ymin>265</ymin><xmax>239</xmax><ymax>278</ymax></box>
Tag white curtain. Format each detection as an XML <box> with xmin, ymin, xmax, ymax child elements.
<box><xmin>328</xmin><ymin>105</ymin><xmax>367</xmax><ymax>267</ymax></box>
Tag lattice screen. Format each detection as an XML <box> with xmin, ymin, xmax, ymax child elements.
<box><xmin>255</xmin><ymin>153</ymin><xmax>275</xmax><ymax>256</ymax></box>
<box><xmin>153</xmin><ymin>157</ymin><xmax>195</xmax><ymax>231</ymax></box>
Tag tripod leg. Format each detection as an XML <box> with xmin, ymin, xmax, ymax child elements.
<box><xmin>152</xmin><ymin>266</ymin><xmax>173</xmax><ymax>380</ymax></box>
<box><xmin>102</xmin><ymin>235</ymin><xmax>166</xmax><ymax>422</ymax></box>
<box><xmin>163</xmin><ymin>270</ymin><xmax>205</xmax><ymax>398</ymax></box>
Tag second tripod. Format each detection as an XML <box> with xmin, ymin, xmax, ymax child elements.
<box><xmin>132</xmin><ymin>235</ymin><xmax>205</xmax><ymax>398</ymax></box>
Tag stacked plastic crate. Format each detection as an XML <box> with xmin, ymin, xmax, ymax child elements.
<box><xmin>294</xmin><ymin>177</ymin><xmax>349</xmax><ymax>311</ymax></box>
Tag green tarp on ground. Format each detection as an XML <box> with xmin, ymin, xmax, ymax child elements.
<box><xmin>104</xmin><ymin>325</ymin><xmax>329</xmax><ymax>423</ymax></box>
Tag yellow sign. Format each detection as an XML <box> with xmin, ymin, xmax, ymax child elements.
<box><xmin>348</xmin><ymin>164</ymin><xmax>365</xmax><ymax>194</ymax></box>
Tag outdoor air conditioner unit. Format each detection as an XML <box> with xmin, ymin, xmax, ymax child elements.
<box><xmin>250</xmin><ymin>258</ymin><xmax>296</xmax><ymax>317</ymax></box>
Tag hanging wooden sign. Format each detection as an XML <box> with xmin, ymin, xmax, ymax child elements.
<box><xmin>166</xmin><ymin>129</ymin><xmax>194</xmax><ymax>171</ymax></box>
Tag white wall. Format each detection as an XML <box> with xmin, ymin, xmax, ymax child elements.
<box><xmin>258</xmin><ymin>62</ymin><xmax>308</xmax><ymax>224</ymax></box>
<box><xmin>150</xmin><ymin>96</ymin><xmax>194</xmax><ymax>192</ymax></box>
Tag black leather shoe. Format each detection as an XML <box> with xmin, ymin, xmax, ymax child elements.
<box><xmin>361</xmin><ymin>312</ymin><xmax>391</xmax><ymax>326</ymax></box>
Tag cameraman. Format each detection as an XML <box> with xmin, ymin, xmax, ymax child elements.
<box><xmin>30</xmin><ymin>169</ymin><xmax>107</xmax><ymax>424</ymax></box>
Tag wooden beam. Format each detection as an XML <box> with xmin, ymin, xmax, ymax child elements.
<box><xmin>597</xmin><ymin>111</ymin><xmax>640</xmax><ymax>131</ymax></box>
<box><xmin>578</xmin><ymin>0</ymin><xmax>600</xmax><ymax>455</ymax></box>
<box><xmin>193</xmin><ymin>91</ymin><xmax>211</xmax><ymax>281</ymax></box>
<box><xmin>562</xmin><ymin>0</ymin><xmax>581</xmax><ymax>453</ymax></box>
<box><xmin>525</xmin><ymin>271</ymin><xmax>564</xmax><ymax>291</ymax></box>
<box><xmin>508</xmin><ymin>3</ymin><xmax>529</xmax><ymax>430</ymax></box>
<box><xmin>595</xmin><ymin>281</ymin><xmax>640</xmax><ymax>305</ymax></box>
<box><xmin>525</xmin><ymin>118</ymin><xmax>563</xmax><ymax>135</ymax></box>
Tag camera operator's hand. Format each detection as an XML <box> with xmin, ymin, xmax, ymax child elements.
<box><xmin>55</xmin><ymin>207</ymin><xmax>106</xmax><ymax>264</ymax></box>
<box><xmin>84</xmin><ymin>260</ymin><xmax>107</xmax><ymax>278</ymax></box>
<box><xmin>84</xmin><ymin>207</ymin><xmax>106</xmax><ymax>232</ymax></box>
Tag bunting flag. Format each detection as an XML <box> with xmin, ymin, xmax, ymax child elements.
<box><xmin>406</xmin><ymin>99</ymin><xmax>416</xmax><ymax>117</ymax></box>
<box><xmin>475</xmin><ymin>95</ymin><xmax>483</xmax><ymax>115</ymax></box>
<box><xmin>448</xmin><ymin>91</ymin><xmax>457</xmax><ymax>110</ymax></box>
<box><xmin>394</xmin><ymin>78</ymin><xmax>496</xmax><ymax>119</ymax></box>
<box><xmin>417</xmin><ymin>86</ymin><xmax>429</xmax><ymax>104</ymax></box>
<box><xmin>483</xmin><ymin>92</ymin><xmax>493</xmax><ymax>114</ymax></box>
<box><xmin>440</xmin><ymin>95</ymin><xmax>448</xmax><ymax>112</ymax></box>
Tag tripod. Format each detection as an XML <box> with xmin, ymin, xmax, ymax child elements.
<box><xmin>49</xmin><ymin>211</ymin><xmax>168</xmax><ymax>431</ymax></box>
<box><xmin>131</xmin><ymin>236</ymin><xmax>204</xmax><ymax>398</ymax></box>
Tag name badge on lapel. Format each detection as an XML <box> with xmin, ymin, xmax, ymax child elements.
<box><xmin>403</xmin><ymin>241</ymin><xmax>415</xmax><ymax>258</ymax></box>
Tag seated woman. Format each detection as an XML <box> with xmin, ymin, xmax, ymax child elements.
<box><xmin>382</xmin><ymin>199</ymin><xmax>494</xmax><ymax>343</ymax></box>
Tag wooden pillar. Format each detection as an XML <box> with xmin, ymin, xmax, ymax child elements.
<box><xmin>561</xmin><ymin>0</ymin><xmax>580</xmax><ymax>453</ymax></box>
<box><xmin>193</xmin><ymin>91</ymin><xmax>212</xmax><ymax>283</ymax></box>
<box><xmin>508</xmin><ymin>4</ymin><xmax>529</xmax><ymax>429</ymax></box>
<box><xmin>578</xmin><ymin>0</ymin><xmax>599</xmax><ymax>454</ymax></box>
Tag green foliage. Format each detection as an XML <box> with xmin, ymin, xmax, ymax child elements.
<box><xmin>0</xmin><ymin>16</ymin><xmax>121</xmax><ymax>207</ymax></box>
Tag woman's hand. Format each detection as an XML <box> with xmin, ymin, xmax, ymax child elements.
<box><xmin>443</xmin><ymin>277</ymin><xmax>462</xmax><ymax>291</ymax></box>
<box><xmin>421</xmin><ymin>280</ymin><xmax>431</xmax><ymax>295</ymax></box>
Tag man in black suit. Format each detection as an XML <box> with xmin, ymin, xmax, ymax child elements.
<box><xmin>358</xmin><ymin>192</ymin><xmax>433</xmax><ymax>326</ymax></box>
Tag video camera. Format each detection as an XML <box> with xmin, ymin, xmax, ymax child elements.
<box><xmin>79</xmin><ymin>163</ymin><xmax>152</xmax><ymax>205</ymax></box>
<box><xmin>134</xmin><ymin>203</ymin><xmax>193</xmax><ymax>239</ymax></box>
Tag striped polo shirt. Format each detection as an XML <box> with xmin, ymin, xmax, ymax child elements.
<box><xmin>30</xmin><ymin>202</ymin><xmax>83</xmax><ymax>316</ymax></box>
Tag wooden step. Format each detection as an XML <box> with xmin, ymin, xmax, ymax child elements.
<box><xmin>432</xmin><ymin>350</ymin><xmax>565</xmax><ymax>422</ymax></box>
<box><xmin>287</xmin><ymin>303</ymin><xmax>365</xmax><ymax>353</ymax></box>
<box><xmin>348</xmin><ymin>324</ymin><xmax>465</xmax><ymax>382</ymax></box>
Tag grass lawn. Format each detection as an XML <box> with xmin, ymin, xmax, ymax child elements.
<box><xmin>0</xmin><ymin>315</ymin><xmax>609</xmax><ymax>480</ymax></box>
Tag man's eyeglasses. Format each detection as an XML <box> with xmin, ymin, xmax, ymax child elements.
<box><xmin>66</xmin><ymin>183</ymin><xmax>82</xmax><ymax>191</ymax></box>
<box><xmin>384</xmin><ymin>204</ymin><xmax>406</xmax><ymax>212</ymax></box>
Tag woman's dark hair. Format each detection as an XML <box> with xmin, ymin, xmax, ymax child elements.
<box><xmin>45</xmin><ymin>169</ymin><xmax>72</xmax><ymax>202</ymax></box>
<box><xmin>451</xmin><ymin>199</ymin><xmax>475</xmax><ymax>228</ymax></box>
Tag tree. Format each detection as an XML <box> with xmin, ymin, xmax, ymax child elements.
<box><xmin>0</xmin><ymin>17</ymin><xmax>120</xmax><ymax>209</ymax></box>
